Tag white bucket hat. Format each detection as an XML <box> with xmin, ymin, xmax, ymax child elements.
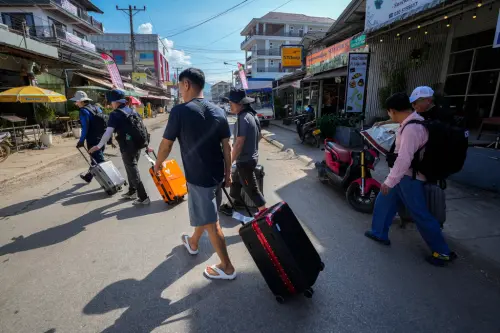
<box><xmin>70</xmin><ymin>90</ymin><xmax>92</xmax><ymax>102</ymax></box>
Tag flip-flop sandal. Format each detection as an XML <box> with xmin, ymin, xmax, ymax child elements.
<box><xmin>204</xmin><ymin>265</ymin><xmax>237</xmax><ymax>280</ymax></box>
<box><xmin>181</xmin><ymin>234</ymin><xmax>199</xmax><ymax>255</ymax></box>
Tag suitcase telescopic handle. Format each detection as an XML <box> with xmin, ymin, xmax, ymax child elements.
<box><xmin>77</xmin><ymin>146</ymin><xmax>99</xmax><ymax>166</ymax></box>
<box><xmin>221</xmin><ymin>185</ymin><xmax>253</xmax><ymax>224</ymax></box>
<box><xmin>144</xmin><ymin>147</ymin><xmax>157</xmax><ymax>166</ymax></box>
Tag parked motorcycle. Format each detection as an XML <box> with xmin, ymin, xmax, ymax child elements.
<box><xmin>315</xmin><ymin>131</ymin><xmax>380</xmax><ymax>213</ymax></box>
<box><xmin>0</xmin><ymin>131</ymin><xmax>13</xmax><ymax>163</ymax></box>
<box><xmin>295</xmin><ymin>114</ymin><xmax>321</xmax><ymax>148</ymax></box>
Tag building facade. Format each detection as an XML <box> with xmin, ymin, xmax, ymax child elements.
<box><xmin>211</xmin><ymin>81</ymin><xmax>231</xmax><ymax>102</ymax></box>
<box><xmin>91</xmin><ymin>33</ymin><xmax>170</xmax><ymax>88</ymax></box>
<box><xmin>0</xmin><ymin>0</ymin><xmax>104</xmax><ymax>67</ymax></box>
<box><xmin>240</xmin><ymin>12</ymin><xmax>334</xmax><ymax>80</ymax></box>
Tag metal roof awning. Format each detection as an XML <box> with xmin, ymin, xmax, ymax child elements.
<box><xmin>302</xmin><ymin>67</ymin><xmax>348</xmax><ymax>82</ymax></box>
<box><xmin>74</xmin><ymin>72</ymin><xmax>114</xmax><ymax>89</ymax></box>
<box><xmin>273</xmin><ymin>80</ymin><xmax>301</xmax><ymax>90</ymax></box>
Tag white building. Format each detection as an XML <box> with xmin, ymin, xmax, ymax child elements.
<box><xmin>0</xmin><ymin>0</ymin><xmax>104</xmax><ymax>67</ymax></box>
<box><xmin>240</xmin><ymin>12</ymin><xmax>334</xmax><ymax>80</ymax></box>
<box><xmin>211</xmin><ymin>81</ymin><xmax>231</xmax><ymax>102</ymax></box>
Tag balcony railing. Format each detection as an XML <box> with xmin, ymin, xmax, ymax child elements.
<box><xmin>4</xmin><ymin>20</ymin><xmax>97</xmax><ymax>53</ymax></box>
<box><xmin>256</xmin><ymin>66</ymin><xmax>287</xmax><ymax>73</ymax></box>
<box><xmin>53</xmin><ymin>0</ymin><xmax>104</xmax><ymax>32</ymax></box>
<box><xmin>241</xmin><ymin>30</ymin><xmax>303</xmax><ymax>48</ymax></box>
<box><xmin>256</xmin><ymin>49</ymin><xmax>281</xmax><ymax>56</ymax></box>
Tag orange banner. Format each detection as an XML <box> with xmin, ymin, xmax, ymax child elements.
<box><xmin>306</xmin><ymin>37</ymin><xmax>352</xmax><ymax>74</ymax></box>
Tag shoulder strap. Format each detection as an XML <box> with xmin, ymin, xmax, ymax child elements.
<box><xmin>191</xmin><ymin>99</ymin><xmax>206</xmax><ymax>111</ymax></box>
<box><xmin>117</xmin><ymin>108</ymin><xmax>131</xmax><ymax>117</ymax></box>
<box><xmin>83</xmin><ymin>105</ymin><xmax>97</xmax><ymax>116</ymax></box>
<box><xmin>401</xmin><ymin>119</ymin><xmax>424</xmax><ymax>133</ymax></box>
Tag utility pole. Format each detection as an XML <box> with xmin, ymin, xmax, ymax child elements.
<box><xmin>173</xmin><ymin>67</ymin><xmax>183</xmax><ymax>103</ymax></box>
<box><xmin>116</xmin><ymin>5</ymin><xmax>146</xmax><ymax>75</ymax></box>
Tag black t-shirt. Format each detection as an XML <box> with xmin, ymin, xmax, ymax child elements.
<box><xmin>163</xmin><ymin>98</ymin><xmax>231</xmax><ymax>187</ymax></box>
<box><xmin>421</xmin><ymin>105</ymin><xmax>453</xmax><ymax>124</ymax></box>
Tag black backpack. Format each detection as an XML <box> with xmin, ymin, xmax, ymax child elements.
<box><xmin>84</xmin><ymin>105</ymin><xmax>108</xmax><ymax>134</ymax></box>
<box><xmin>117</xmin><ymin>108</ymin><xmax>150</xmax><ymax>149</ymax></box>
<box><xmin>403</xmin><ymin>119</ymin><xmax>469</xmax><ymax>183</ymax></box>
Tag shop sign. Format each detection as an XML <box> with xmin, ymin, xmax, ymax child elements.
<box><xmin>365</xmin><ymin>0</ymin><xmax>445</xmax><ymax>33</ymax></box>
<box><xmin>132</xmin><ymin>72</ymin><xmax>147</xmax><ymax>84</ymax></box>
<box><xmin>306</xmin><ymin>37</ymin><xmax>352</xmax><ymax>75</ymax></box>
<box><xmin>345</xmin><ymin>53</ymin><xmax>369</xmax><ymax>114</ymax></box>
<box><xmin>494</xmin><ymin>9</ymin><xmax>500</xmax><ymax>48</ymax></box>
<box><xmin>350</xmin><ymin>34</ymin><xmax>366</xmax><ymax>49</ymax></box>
<box><xmin>101</xmin><ymin>53</ymin><xmax>124</xmax><ymax>89</ymax></box>
<box><xmin>163</xmin><ymin>81</ymin><xmax>174</xmax><ymax>86</ymax></box>
<box><xmin>281</xmin><ymin>46</ymin><xmax>303</xmax><ymax>68</ymax></box>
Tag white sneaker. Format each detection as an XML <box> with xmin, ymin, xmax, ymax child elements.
<box><xmin>133</xmin><ymin>197</ymin><xmax>151</xmax><ymax>206</ymax></box>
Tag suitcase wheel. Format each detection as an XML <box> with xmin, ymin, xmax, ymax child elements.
<box><xmin>304</xmin><ymin>288</ymin><xmax>314</xmax><ymax>299</ymax></box>
<box><xmin>320</xmin><ymin>261</ymin><xmax>325</xmax><ymax>271</ymax></box>
<box><xmin>275</xmin><ymin>295</ymin><xmax>285</xmax><ymax>304</ymax></box>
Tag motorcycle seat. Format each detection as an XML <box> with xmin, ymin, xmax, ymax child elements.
<box><xmin>326</xmin><ymin>141</ymin><xmax>352</xmax><ymax>162</ymax></box>
<box><xmin>0</xmin><ymin>132</ymin><xmax>9</xmax><ymax>140</ymax></box>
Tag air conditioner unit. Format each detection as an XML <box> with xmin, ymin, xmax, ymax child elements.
<box><xmin>0</xmin><ymin>23</ymin><xmax>8</xmax><ymax>31</ymax></box>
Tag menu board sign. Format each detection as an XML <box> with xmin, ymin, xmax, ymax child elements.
<box><xmin>345</xmin><ymin>53</ymin><xmax>369</xmax><ymax>113</ymax></box>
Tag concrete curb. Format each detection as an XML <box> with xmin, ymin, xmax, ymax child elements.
<box><xmin>0</xmin><ymin>115</ymin><xmax>169</xmax><ymax>187</ymax></box>
<box><xmin>262</xmin><ymin>133</ymin><xmax>316</xmax><ymax>167</ymax></box>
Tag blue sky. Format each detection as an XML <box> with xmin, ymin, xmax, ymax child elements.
<box><xmin>91</xmin><ymin>0</ymin><xmax>351</xmax><ymax>83</ymax></box>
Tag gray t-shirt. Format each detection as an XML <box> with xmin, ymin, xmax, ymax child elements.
<box><xmin>234</xmin><ymin>109</ymin><xmax>261</xmax><ymax>163</ymax></box>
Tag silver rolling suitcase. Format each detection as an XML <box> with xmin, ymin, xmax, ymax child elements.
<box><xmin>78</xmin><ymin>147</ymin><xmax>127</xmax><ymax>195</ymax></box>
<box><xmin>398</xmin><ymin>183</ymin><xmax>446</xmax><ymax>228</ymax></box>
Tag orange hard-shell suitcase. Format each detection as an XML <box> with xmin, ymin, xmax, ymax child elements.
<box><xmin>145</xmin><ymin>149</ymin><xmax>188</xmax><ymax>204</ymax></box>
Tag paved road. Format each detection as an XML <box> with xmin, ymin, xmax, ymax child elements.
<box><xmin>1</xmin><ymin>124</ymin><xmax>500</xmax><ymax>333</ymax></box>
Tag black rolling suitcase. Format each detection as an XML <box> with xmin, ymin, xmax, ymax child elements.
<box><xmin>222</xmin><ymin>188</ymin><xmax>324</xmax><ymax>303</ymax></box>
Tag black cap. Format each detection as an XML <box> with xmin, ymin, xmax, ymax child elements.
<box><xmin>222</xmin><ymin>88</ymin><xmax>255</xmax><ymax>105</ymax></box>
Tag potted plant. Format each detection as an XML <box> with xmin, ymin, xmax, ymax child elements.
<box><xmin>35</xmin><ymin>103</ymin><xmax>55</xmax><ymax>146</ymax></box>
<box><xmin>318</xmin><ymin>114</ymin><xmax>364</xmax><ymax>147</ymax></box>
<box><xmin>68</xmin><ymin>110</ymin><xmax>81</xmax><ymax>138</ymax></box>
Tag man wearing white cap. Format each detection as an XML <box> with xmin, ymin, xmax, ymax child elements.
<box><xmin>374</xmin><ymin>86</ymin><xmax>452</xmax><ymax>126</ymax></box>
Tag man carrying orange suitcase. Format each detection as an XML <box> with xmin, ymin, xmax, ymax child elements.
<box><xmin>154</xmin><ymin>68</ymin><xmax>236</xmax><ymax>280</ymax></box>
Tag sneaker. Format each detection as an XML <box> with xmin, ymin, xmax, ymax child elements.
<box><xmin>80</xmin><ymin>173</ymin><xmax>92</xmax><ymax>184</ymax></box>
<box><xmin>219</xmin><ymin>203</ymin><xmax>233</xmax><ymax>216</ymax></box>
<box><xmin>121</xmin><ymin>191</ymin><xmax>137</xmax><ymax>200</ymax></box>
<box><xmin>426</xmin><ymin>252</ymin><xmax>456</xmax><ymax>267</ymax></box>
<box><xmin>133</xmin><ymin>197</ymin><xmax>151</xmax><ymax>206</ymax></box>
<box><xmin>364</xmin><ymin>230</ymin><xmax>391</xmax><ymax>246</ymax></box>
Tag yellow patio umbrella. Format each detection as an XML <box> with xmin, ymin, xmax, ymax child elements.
<box><xmin>0</xmin><ymin>86</ymin><xmax>67</xmax><ymax>103</ymax></box>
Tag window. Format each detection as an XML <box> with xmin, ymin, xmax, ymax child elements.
<box><xmin>2</xmin><ymin>13</ymin><xmax>35</xmax><ymax>32</ymax></box>
<box><xmin>48</xmin><ymin>17</ymin><xmax>67</xmax><ymax>32</ymax></box>
<box><xmin>73</xmin><ymin>29</ymin><xmax>86</xmax><ymax>40</ymax></box>
<box><xmin>114</xmin><ymin>55</ymin><xmax>124</xmax><ymax>65</ymax></box>
<box><xmin>139</xmin><ymin>52</ymin><xmax>154</xmax><ymax>62</ymax></box>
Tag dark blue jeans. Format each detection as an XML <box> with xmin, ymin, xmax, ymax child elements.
<box><xmin>370</xmin><ymin>176</ymin><xmax>450</xmax><ymax>255</ymax></box>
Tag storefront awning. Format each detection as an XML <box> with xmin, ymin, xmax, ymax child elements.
<box><xmin>145</xmin><ymin>95</ymin><xmax>170</xmax><ymax>100</ymax></box>
<box><xmin>302</xmin><ymin>67</ymin><xmax>347</xmax><ymax>82</ymax></box>
<box><xmin>74</xmin><ymin>72</ymin><xmax>114</xmax><ymax>89</ymax></box>
<box><xmin>273</xmin><ymin>80</ymin><xmax>301</xmax><ymax>90</ymax></box>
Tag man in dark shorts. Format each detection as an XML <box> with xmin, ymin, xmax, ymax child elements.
<box><xmin>154</xmin><ymin>68</ymin><xmax>236</xmax><ymax>280</ymax></box>
<box><xmin>219</xmin><ymin>89</ymin><xmax>267</xmax><ymax>216</ymax></box>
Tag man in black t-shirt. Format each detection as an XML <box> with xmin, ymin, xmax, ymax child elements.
<box><xmin>154</xmin><ymin>68</ymin><xmax>236</xmax><ymax>281</ymax></box>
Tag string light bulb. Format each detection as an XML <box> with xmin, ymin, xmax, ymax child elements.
<box><xmin>425</xmin><ymin>31</ymin><xmax>428</xmax><ymax>35</ymax></box>
<box><xmin>408</xmin><ymin>36</ymin><xmax>412</xmax><ymax>40</ymax></box>
<box><xmin>397</xmin><ymin>33</ymin><xmax>400</xmax><ymax>37</ymax></box>
<box><xmin>473</xmin><ymin>11</ymin><xmax>477</xmax><ymax>19</ymax></box>
<box><xmin>444</xmin><ymin>15</ymin><xmax>448</xmax><ymax>19</ymax></box>
<box><xmin>446</xmin><ymin>20</ymin><xmax>451</xmax><ymax>28</ymax></box>
<box><xmin>380</xmin><ymin>39</ymin><xmax>383</xmax><ymax>42</ymax></box>
<box><xmin>417</xmin><ymin>25</ymin><xmax>421</xmax><ymax>29</ymax></box>
<box><xmin>477</xmin><ymin>0</ymin><xmax>482</xmax><ymax>7</ymax></box>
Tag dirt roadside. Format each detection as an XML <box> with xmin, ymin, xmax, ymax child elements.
<box><xmin>0</xmin><ymin>114</ymin><xmax>169</xmax><ymax>196</ymax></box>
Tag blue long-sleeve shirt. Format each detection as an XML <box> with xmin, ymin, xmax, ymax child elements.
<box><xmin>79</xmin><ymin>108</ymin><xmax>91</xmax><ymax>144</ymax></box>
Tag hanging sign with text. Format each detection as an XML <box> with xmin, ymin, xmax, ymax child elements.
<box><xmin>281</xmin><ymin>46</ymin><xmax>303</xmax><ymax>68</ymax></box>
<box><xmin>345</xmin><ymin>53</ymin><xmax>369</xmax><ymax>113</ymax></box>
<box><xmin>101</xmin><ymin>53</ymin><xmax>124</xmax><ymax>89</ymax></box>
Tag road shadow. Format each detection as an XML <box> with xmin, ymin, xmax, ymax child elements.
<box><xmin>0</xmin><ymin>182</ymin><xmax>99</xmax><ymax>219</ymax></box>
<box><xmin>83</xmin><ymin>234</ymin><xmax>243</xmax><ymax>333</ymax></box>
<box><xmin>0</xmin><ymin>198</ymin><xmax>170</xmax><ymax>257</ymax></box>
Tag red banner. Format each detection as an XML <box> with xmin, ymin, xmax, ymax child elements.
<box><xmin>101</xmin><ymin>53</ymin><xmax>124</xmax><ymax>89</ymax></box>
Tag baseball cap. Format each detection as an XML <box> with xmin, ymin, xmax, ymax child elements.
<box><xmin>106</xmin><ymin>89</ymin><xmax>127</xmax><ymax>104</ymax></box>
<box><xmin>70</xmin><ymin>91</ymin><xmax>92</xmax><ymax>102</ymax></box>
<box><xmin>222</xmin><ymin>89</ymin><xmax>255</xmax><ymax>105</ymax></box>
<box><xmin>409</xmin><ymin>86</ymin><xmax>434</xmax><ymax>103</ymax></box>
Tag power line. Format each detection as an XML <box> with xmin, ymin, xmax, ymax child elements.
<box><xmin>116</xmin><ymin>5</ymin><xmax>146</xmax><ymax>74</ymax></box>
<box><xmin>165</xmin><ymin>0</ymin><xmax>249</xmax><ymax>38</ymax></box>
